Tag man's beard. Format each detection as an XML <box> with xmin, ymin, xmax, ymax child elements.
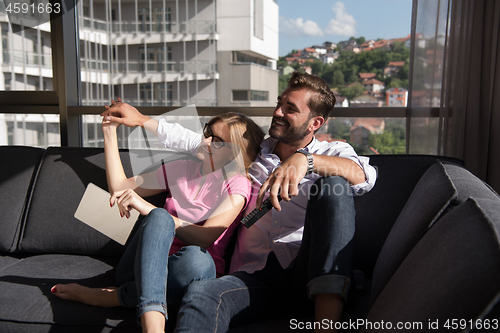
<box><xmin>269</xmin><ymin>117</ymin><xmax>310</xmax><ymax>144</ymax></box>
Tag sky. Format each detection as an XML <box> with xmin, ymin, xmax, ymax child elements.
<box><xmin>278</xmin><ymin>0</ymin><xmax>413</xmax><ymax>56</ymax></box>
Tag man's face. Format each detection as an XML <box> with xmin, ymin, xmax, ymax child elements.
<box><xmin>269</xmin><ymin>88</ymin><xmax>315</xmax><ymax>144</ymax></box>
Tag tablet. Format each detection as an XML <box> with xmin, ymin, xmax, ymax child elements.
<box><xmin>74</xmin><ymin>183</ymin><xmax>139</xmax><ymax>245</ymax></box>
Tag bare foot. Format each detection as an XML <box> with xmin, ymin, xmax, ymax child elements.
<box><xmin>51</xmin><ymin>283</ymin><xmax>120</xmax><ymax>307</ymax></box>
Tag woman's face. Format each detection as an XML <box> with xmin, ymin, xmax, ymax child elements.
<box><xmin>200</xmin><ymin>120</ymin><xmax>236</xmax><ymax>171</ymax></box>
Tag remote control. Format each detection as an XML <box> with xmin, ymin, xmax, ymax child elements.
<box><xmin>241</xmin><ymin>194</ymin><xmax>282</xmax><ymax>228</ymax></box>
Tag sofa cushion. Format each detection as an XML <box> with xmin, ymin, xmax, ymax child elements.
<box><xmin>18</xmin><ymin>147</ymin><xmax>170</xmax><ymax>257</ymax></box>
<box><xmin>0</xmin><ymin>146</ymin><xmax>43</xmax><ymax>252</ymax></box>
<box><xmin>363</xmin><ymin>198</ymin><xmax>500</xmax><ymax>330</ymax></box>
<box><xmin>369</xmin><ymin>161</ymin><xmax>457</xmax><ymax>304</ymax></box>
<box><xmin>0</xmin><ymin>254</ymin><xmax>138</xmax><ymax>331</ymax></box>
<box><xmin>369</xmin><ymin>161</ymin><xmax>500</xmax><ymax>306</ymax></box>
<box><xmin>352</xmin><ymin>155</ymin><xmax>463</xmax><ymax>276</ymax></box>
<box><xmin>19</xmin><ymin>147</ymin><xmax>124</xmax><ymax>257</ymax></box>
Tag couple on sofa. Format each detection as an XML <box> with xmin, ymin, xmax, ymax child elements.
<box><xmin>52</xmin><ymin>71</ymin><xmax>376</xmax><ymax>333</ymax></box>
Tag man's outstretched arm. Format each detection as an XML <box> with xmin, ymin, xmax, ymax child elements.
<box><xmin>101</xmin><ymin>98</ymin><xmax>201</xmax><ymax>154</ymax></box>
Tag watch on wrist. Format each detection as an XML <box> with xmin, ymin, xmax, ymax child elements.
<box><xmin>295</xmin><ymin>148</ymin><xmax>314</xmax><ymax>175</ymax></box>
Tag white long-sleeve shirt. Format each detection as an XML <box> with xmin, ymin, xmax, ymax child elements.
<box><xmin>156</xmin><ymin>119</ymin><xmax>377</xmax><ymax>273</ymax></box>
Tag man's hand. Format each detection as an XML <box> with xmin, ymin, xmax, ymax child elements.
<box><xmin>101</xmin><ymin>98</ymin><xmax>152</xmax><ymax>128</ymax></box>
<box><xmin>256</xmin><ymin>152</ymin><xmax>310</xmax><ymax>211</ymax></box>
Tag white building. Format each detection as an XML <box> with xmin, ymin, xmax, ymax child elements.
<box><xmin>0</xmin><ymin>0</ymin><xmax>279</xmax><ymax>146</ymax></box>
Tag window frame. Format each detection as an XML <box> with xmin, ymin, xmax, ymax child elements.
<box><xmin>0</xmin><ymin>0</ymin><xmax>438</xmax><ymax>153</ymax></box>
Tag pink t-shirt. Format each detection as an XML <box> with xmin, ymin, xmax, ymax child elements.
<box><xmin>156</xmin><ymin>159</ymin><xmax>251</xmax><ymax>276</ymax></box>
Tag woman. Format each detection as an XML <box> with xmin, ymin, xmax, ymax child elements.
<box><xmin>52</xmin><ymin>102</ymin><xmax>264</xmax><ymax>333</ymax></box>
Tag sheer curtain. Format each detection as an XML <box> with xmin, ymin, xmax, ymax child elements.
<box><xmin>409</xmin><ymin>0</ymin><xmax>500</xmax><ymax>192</ymax></box>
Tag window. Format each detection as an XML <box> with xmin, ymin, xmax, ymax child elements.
<box><xmin>233</xmin><ymin>90</ymin><xmax>249</xmax><ymax>101</ymax></box>
<box><xmin>1</xmin><ymin>21</ymin><xmax>53</xmax><ymax>91</ymax></box>
<box><xmin>233</xmin><ymin>51</ymin><xmax>271</xmax><ymax>68</ymax></box>
<box><xmin>251</xmin><ymin>90</ymin><xmax>268</xmax><ymax>101</ymax></box>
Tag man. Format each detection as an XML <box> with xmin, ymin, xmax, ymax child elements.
<box><xmin>103</xmin><ymin>72</ymin><xmax>376</xmax><ymax>332</ymax></box>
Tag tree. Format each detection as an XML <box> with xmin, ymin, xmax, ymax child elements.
<box><xmin>331</xmin><ymin>70</ymin><xmax>345</xmax><ymax>87</ymax></box>
<box><xmin>279</xmin><ymin>74</ymin><xmax>291</xmax><ymax>93</ymax></box>
<box><xmin>340</xmin><ymin>83</ymin><xmax>365</xmax><ymax>100</ymax></box>
<box><xmin>277</xmin><ymin>57</ymin><xmax>288</xmax><ymax>68</ymax></box>
<box><xmin>328</xmin><ymin>118</ymin><xmax>352</xmax><ymax>141</ymax></box>
<box><xmin>356</xmin><ymin>36</ymin><xmax>366</xmax><ymax>45</ymax></box>
<box><xmin>310</xmin><ymin>59</ymin><xmax>324</xmax><ymax>75</ymax></box>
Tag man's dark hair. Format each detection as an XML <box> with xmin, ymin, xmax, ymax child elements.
<box><xmin>287</xmin><ymin>71</ymin><xmax>336</xmax><ymax>120</ymax></box>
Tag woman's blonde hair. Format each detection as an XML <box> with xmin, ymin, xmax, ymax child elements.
<box><xmin>208</xmin><ymin>112</ymin><xmax>264</xmax><ymax>178</ymax></box>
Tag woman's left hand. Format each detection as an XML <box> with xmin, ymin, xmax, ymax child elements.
<box><xmin>110</xmin><ymin>188</ymin><xmax>156</xmax><ymax>217</ymax></box>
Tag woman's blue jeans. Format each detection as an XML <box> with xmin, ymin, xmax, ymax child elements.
<box><xmin>115</xmin><ymin>208</ymin><xmax>216</xmax><ymax>321</ymax></box>
<box><xmin>175</xmin><ymin>176</ymin><xmax>356</xmax><ymax>332</ymax></box>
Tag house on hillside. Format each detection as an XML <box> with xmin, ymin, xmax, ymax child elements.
<box><xmin>323</xmin><ymin>41</ymin><xmax>337</xmax><ymax>53</ymax></box>
<box><xmin>312</xmin><ymin>45</ymin><xmax>328</xmax><ymax>55</ymax></box>
<box><xmin>350</xmin><ymin>94</ymin><xmax>383</xmax><ymax>107</ymax></box>
<box><xmin>372</xmin><ymin>39</ymin><xmax>392</xmax><ymax>51</ymax></box>
<box><xmin>282</xmin><ymin>65</ymin><xmax>295</xmax><ymax>75</ymax></box>
<box><xmin>386</xmin><ymin>87</ymin><xmax>408</xmax><ymax>106</ymax></box>
<box><xmin>335</xmin><ymin>96</ymin><xmax>349</xmax><ymax>107</ymax></box>
<box><xmin>362</xmin><ymin>78</ymin><xmax>385</xmax><ymax>92</ymax></box>
<box><xmin>338</xmin><ymin>39</ymin><xmax>357</xmax><ymax>50</ymax></box>
<box><xmin>320</xmin><ymin>54</ymin><xmax>335</xmax><ymax>64</ymax></box>
<box><xmin>384</xmin><ymin>61</ymin><xmax>405</xmax><ymax>77</ymax></box>
<box><xmin>391</xmin><ymin>34</ymin><xmax>411</xmax><ymax>45</ymax></box>
<box><xmin>359</xmin><ymin>73</ymin><xmax>377</xmax><ymax>82</ymax></box>
<box><xmin>360</xmin><ymin>40</ymin><xmax>376</xmax><ymax>51</ymax></box>
<box><xmin>301</xmin><ymin>65</ymin><xmax>312</xmax><ymax>74</ymax></box>
<box><xmin>350</xmin><ymin>118</ymin><xmax>385</xmax><ymax>145</ymax></box>
<box><xmin>301</xmin><ymin>47</ymin><xmax>319</xmax><ymax>58</ymax></box>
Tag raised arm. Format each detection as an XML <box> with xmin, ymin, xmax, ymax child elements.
<box><xmin>102</xmin><ymin>118</ymin><xmax>162</xmax><ymax>199</ymax></box>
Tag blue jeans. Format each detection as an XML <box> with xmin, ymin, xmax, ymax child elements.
<box><xmin>175</xmin><ymin>176</ymin><xmax>355</xmax><ymax>332</ymax></box>
<box><xmin>115</xmin><ymin>208</ymin><xmax>216</xmax><ymax>321</ymax></box>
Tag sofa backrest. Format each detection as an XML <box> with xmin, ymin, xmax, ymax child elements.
<box><xmin>18</xmin><ymin>147</ymin><xmax>170</xmax><ymax>257</ymax></box>
<box><xmin>362</xmin><ymin>197</ymin><xmax>500</xmax><ymax>331</ymax></box>
<box><xmin>0</xmin><ymin>146</ymin><xmax>44</xmax><ymax>252</ymax></box>
<box><xmin>352</xmin><ymin>155</ymin><xmax>463</xmax><ymax>277</ymax></box>
<box><xmin>369</xmin><ymin>161</ymin><xmax>500</xmax><ymax>306</ymax></box>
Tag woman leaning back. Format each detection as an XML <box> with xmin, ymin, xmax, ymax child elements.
<box><xmin>52</xmin><ymin>100</ymin><xmax>264</xmax><ymax>333</ymax></box>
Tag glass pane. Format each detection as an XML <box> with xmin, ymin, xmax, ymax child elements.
<box><xmin>278</xmin><ymin>1</ymin><xmax>412</xmax><ymax>106</ymax></box>
<box><xmin>81</xmin><ymin>114</ymin><xmax>405</xmax><ymax>154</ymax></box>
<box><xmin>77</xmin><ymin>0</ymin><xmax>218</xmax><ymax>109</ymax></box>
<box><xmin>325</xmin><ymin>117</ymin><xmax>406</xmax><ymax>155</ymax></box>
<box><xmin>0</xmin><ymin>113</ymin><xmax>60</xmax><ymax>147</ymax></box>
<box><xmin>0</xmin><ymin>2</ymin><xmax>54</xmax><ymax>91</ymax></box>
<box><xmin>408</xmin><ymin>0</ymin><xmax>449</xmax><ymax>154</ymax></box>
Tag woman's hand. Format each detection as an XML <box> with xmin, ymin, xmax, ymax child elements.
<box><xmin>101</xmin><ymin>97</ymin><xmax>151</xmax><ymax>128</ymax></box>
<box><xmin>102</xmin><ymin>99</ymin><xmax>122</xmax><ymax>132</ymax></box>
<box><xmin>110</xmin><ymin>188</ymin><xmax>156</xmax><ymax>217</ymax></box>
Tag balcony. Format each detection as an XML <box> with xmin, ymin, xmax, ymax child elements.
<box><xmin>81</xmin><ymin>17</ymin><xmax>216</xmax><ymax>35</ymax></box>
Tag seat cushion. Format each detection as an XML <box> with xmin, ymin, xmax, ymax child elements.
<box><xmin>0</xmin><ymin>254</ymin><xmax>138</xmax><ymax>332</ymax></box>
<box><xmin>363</xmin><ymin>198</ymin><xmax>500</xmax><ymax>331</ymax></box>
<box><xmin>0</xmin><ymin>146</ymin><xmax>43</xmax><ymax>252</ymax></box>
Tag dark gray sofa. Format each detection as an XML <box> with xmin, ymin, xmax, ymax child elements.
<box><xmin>1</xmin><ymin>145</ymin><xmax>499</xmax><ymax>332</ymax></box>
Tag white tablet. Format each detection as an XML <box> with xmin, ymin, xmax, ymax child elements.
<box><xmin>74</xmin><ymin>183</ymin><xmax>139</xmax><ymax>245</ymax></box>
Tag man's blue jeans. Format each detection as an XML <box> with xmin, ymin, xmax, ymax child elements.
<box><xmin>115</xmin><ymin>208</ymin><xmax>216</xmax><ymax>321</ymax></box>
<box><xmin>175</xmin><ymin>176</ymin><xmax>356</xmax><ymax>332</ymax></box>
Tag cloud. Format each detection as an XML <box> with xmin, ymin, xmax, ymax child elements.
<box><xmin>279</xmin><ymin>15</ymin><xmax>324</xmax><ymax>37</ymax></box>
<box><xmin>324</xmin><ymin>1</ymin><xmax>357</xmax><ymax>36</ymax></box>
